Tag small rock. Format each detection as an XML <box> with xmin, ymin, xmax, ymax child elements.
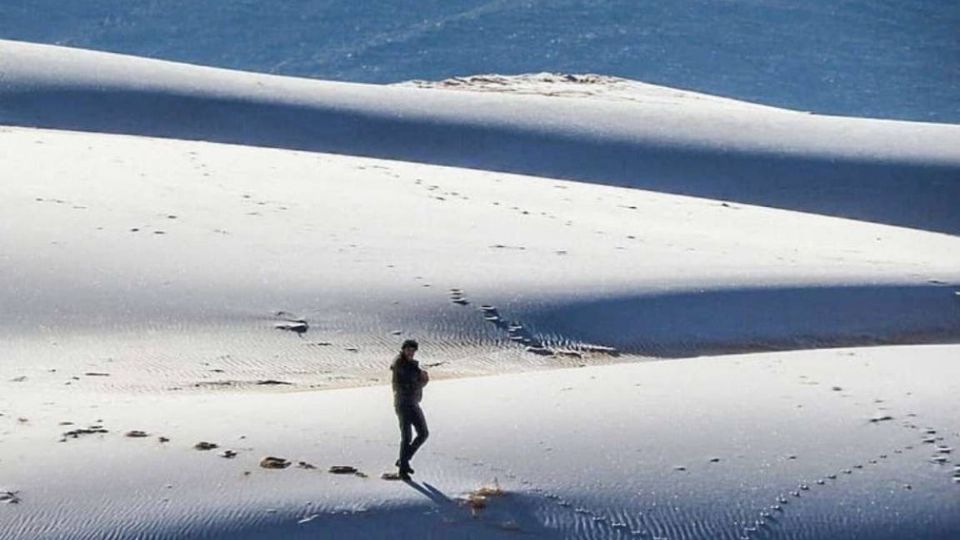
<box><xmin>194</xmin><ymin>441</ymin><xmax>219</xmax><ymax>451</ymax></box>
<box><xmin>220</xmin><ymin>450</ymin><xmax>238</xmax><ymax>459</ymax></box>
<box><xmin>125</xmin><ymin>430</ymin><xmax>149</xmax><ymax>438</ymax></box>
<box><xmin>329</xmin><ymin>465</ymin><xmax>358</xmax><ymax>474</ymax></box>
<box><xmin>255</xmin><ymin>379</ymin><xmax>292</xmax><ymax>386</ymax></box>
<box><xmin>62</xmin><ymin>426</ymin><xmax>109</xmax><ymax>439</ymax></box>
<box><xmin>275</xmin><ymin>321</ymin><xmax>309</xmax><ymax>335</ymax></box>
<box><xmin>297</xmin><ymin>461</ymin><xmax>316</xmax><ymax>470</ymax></box>
<box><xmin>260</xmin><ymin>456</ymin><xmax>291</xmax><ymax>469</ymax></box>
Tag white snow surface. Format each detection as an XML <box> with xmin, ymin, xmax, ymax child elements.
<box><xmin>2</xmin><ymin>39</ymin><xmax>960</xmax><ymax>234</ymax></box>
<box><xmin>2</xmin><ymin>346</ymin><xmax>958</xmax><ymax>539</ymax></box>
<box><xmin>1</xmin><ymin>40</ymin><xmax>959</xmax><ymax>539</ymax></box>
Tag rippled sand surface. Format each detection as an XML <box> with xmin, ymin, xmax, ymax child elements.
<box><xmin>2</xmin><ymin>346</ymin><xmax>957</xmax><ymax>539</ymax></box>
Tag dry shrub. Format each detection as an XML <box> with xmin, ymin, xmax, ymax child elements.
<box><xmin>461</xmin><ymin>478</ymin><xmax>506</xmax><ymax>517</ymax></box>
<box><xmin>473</xmin><ymin>478</ymin><xmax>505</xmax><ymax>497</ymax></box>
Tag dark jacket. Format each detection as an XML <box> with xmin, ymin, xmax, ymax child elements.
<box><xmin>391</xmin><ymin>355</ymin><xmax>424</xmax><ymax>406</ymax></box>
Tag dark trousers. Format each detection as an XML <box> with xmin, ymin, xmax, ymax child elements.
<box><xmin>396</xmin><ymin>402</ymin><xmax>429</xmax><ymax>467</ymax></box>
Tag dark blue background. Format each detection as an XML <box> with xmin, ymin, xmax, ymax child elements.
<box><xmin>2</xmin><ymin>0</ymin><xmax>958</xmax><ymax>122</ymax></box>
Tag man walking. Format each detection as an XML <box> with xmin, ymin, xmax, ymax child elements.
<box><xmin>391</xmin><ymin>339</ymin><xmax>429</xmax><ymax>480</ymax></box>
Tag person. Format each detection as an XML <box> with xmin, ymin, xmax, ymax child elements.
<box><xmin>391</xmin><ymin>339</ymin><xmax>429</xmax><ymax>480</ymax></box>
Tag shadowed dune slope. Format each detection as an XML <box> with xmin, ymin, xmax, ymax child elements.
<box><xmin>2</xmin><ymin>40</ymin><xmax>959</xmax><ymax>234</ymax></box>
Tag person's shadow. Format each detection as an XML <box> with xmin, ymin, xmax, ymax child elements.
<box><xmin>400</xmin><ymin>477</ymin><xmax>551</xmax><ymax>536</ymax></box>
<box><xmin>403</xmin><ymin>479</ymin><xmax>453</xmax><ymax>506</ymax></box>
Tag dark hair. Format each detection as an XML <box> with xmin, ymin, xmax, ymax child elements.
<box><xmin>401</xmin><ymin>339</ymin><xmax>419</xmax><ymax>350</ymax></box>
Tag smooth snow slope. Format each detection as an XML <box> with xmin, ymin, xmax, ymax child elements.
<box><xmin>3</xmin><ymin>125</ymin><xmax>960</xmax><ymax>396</ymax></box>
<box><xmin>2</xmin><ymin>40</ymin><xmax>960</xmax><ymax>234</ymax></box>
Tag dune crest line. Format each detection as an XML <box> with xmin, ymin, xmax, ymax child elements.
<box><xmin>2</xmin><ymin>40</ymin><xmax>960</xmax><ymax>234</ymax></box>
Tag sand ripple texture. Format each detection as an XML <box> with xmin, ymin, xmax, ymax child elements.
<box><xmin>1</xmin><ymin>346</ymin><xmax>957</xmax><ymax>539</ymax></box>
<box><xmin>2</xmin><ymin>126</ymin><xmax>960</xmax><ymax>397</ymax></box>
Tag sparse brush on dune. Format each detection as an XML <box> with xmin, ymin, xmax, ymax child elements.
<box><xmin>460</xmin><ymin>478</ymin><xmax>506</xmax><ymax>517</ymax></box>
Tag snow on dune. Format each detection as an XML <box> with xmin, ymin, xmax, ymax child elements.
<box><xmin>2</xmin><ymin>345</ymin><xmax>958</xmax><ymax>539</ymax></box>
<box><xmin>3</xmin><ymin>124</ymin><xmax>959</xmax><ymax>395</ymax></box>
<box><xmin>2</xmin><ymin>39</ymin><xmax>960</xmax><ymax>234</ymax></box>
<box><xmin>396</xmin><ymin>73</ymin><xmax>785</xmax><ymax>110</ymax></box>
<box><xmin>2</xmin><ymin>40</ymin><xmax>959</xmax><ymax>540</ymax></box>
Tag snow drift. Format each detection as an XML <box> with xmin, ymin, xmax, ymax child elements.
<box><xmin>2</xmin><ymin>40</ymin><xmax>960</xmax><ymax>540</ymax></box>
<box><xmin>2</xmin><ymin>39</ymin><xmax>959</xmax><ymax>234</ymax></box>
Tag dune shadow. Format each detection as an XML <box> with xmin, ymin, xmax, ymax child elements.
<box><xmin>517</xmin><ymin>283</ymin><xmax>960</xmax><ymax>357</ymax></box>
<box><xmin>208</xmin><ymin>479</ymin><xmax>554</xmax><ymax>539</ymax></box>
<box><xmin>2</xmin><ymin>71</ymin><xmax>959</xmax><ymax>235</ymax></box>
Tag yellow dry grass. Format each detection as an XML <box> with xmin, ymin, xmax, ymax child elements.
<box><xmin>460</xmin><ymin>478</ymin><xmax>506</xmax><ymax>517</ymax></box>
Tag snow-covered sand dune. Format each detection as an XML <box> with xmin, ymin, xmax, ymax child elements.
<box><xmin>3</xmin><ymin>125</ymin><xmax>959</xmax><ymax>394</ymax></box>
<box><xmin>2</xmin><ymin>345</ymin><xmax>958</xmax><ymax>539</ymax></box>
<box><xmin>2</xmin><ymin>41</ymin><xmax>959</xmax><ymax>539</ymax></box>
<box><xmin>2</xmin><ymin>39</ymin><xmax>960</xmax><ymax>234</ymax></box>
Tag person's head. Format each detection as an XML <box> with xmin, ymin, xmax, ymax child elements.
<box><xmin>401</xmin><ymin>339</ymin><xmax>419</xmax><ymax>360</ymax></box>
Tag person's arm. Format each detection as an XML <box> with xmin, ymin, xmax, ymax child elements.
<box><xmin>419</xmin><ymin>369</ymin><xmax>429</xmax><ymax>387</ymax></box>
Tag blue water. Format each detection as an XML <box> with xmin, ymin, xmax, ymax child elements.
<box><xmin>2</xmin><ymin>0</ymin><xmax>958</xmax><ymax>123</ymax></box>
